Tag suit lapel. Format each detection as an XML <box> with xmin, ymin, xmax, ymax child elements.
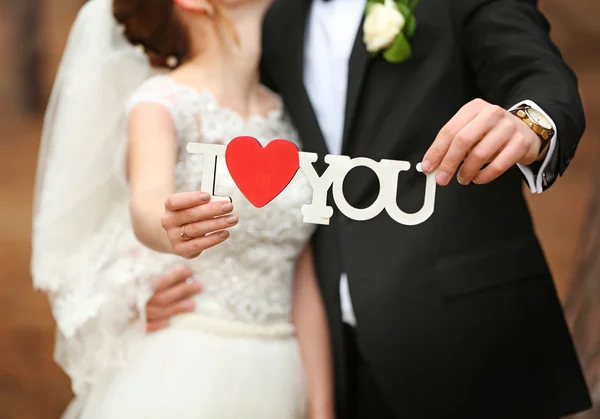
<box><xmin>280</xmin><ymin>0</ymin><xmax>329</xmax><ymax>166</ymax></box>
<box><xmin>341</xmin><ymin>14</ymin><xmax>370</xmax><ymax>155</ymax></box>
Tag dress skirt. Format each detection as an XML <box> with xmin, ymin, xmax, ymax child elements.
<box><xmin>61</xmin><ymin>314</ymin><xmax>307</xmax><ymax>419</ymax></box>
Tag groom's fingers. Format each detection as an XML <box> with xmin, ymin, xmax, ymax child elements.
<box><xmin>456</xmin><ymin>116</ymin><xmax>514</xmax><ymax>184</ymax></box>
<box><xmin>146</xmin><ymin>319</ymin><xmax>170</xmax><ymax>333</ymax></box>
<box><xmin>146</xmin><ymin>298</ymin><xmax>195</xmax><ymax>322</ymax></box>
<box><xmin>442</xmin><ymin>107</ymin><xmax>508</xmax><ymax>185</ymax></box>
<box><xmin>422</xmin><ymin>99</ymin><xmax>480</xmax><ymax>175</ymax></box>
<box><xmin>473</xmin><ymin>136</ymin><xmax>524</xmax><ymax>184</ymax></box>
<box><xmin>152</xmin><ymin>266</ymin><xmax>194</xmax><ymax>293</ymax></box>
<box><xmin>151</xmin><ymin>278</ymin><xmax>203</xmax><ymax>306</ymax></box>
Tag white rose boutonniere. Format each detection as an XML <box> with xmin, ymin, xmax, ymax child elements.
<box><xmin>363</xmin><ymin>0</ymin><xmax>419</xmax><ymax>63</ymax></box>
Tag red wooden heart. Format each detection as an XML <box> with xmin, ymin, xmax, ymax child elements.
<box><xmin>225</xmin><ymin>136</ymin><xmax>300</xmax><ymax>208</ymax></box>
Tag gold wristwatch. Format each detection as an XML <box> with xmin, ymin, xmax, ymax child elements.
<box><xmin>509</xmin><ymin>105</ymin><xmax>555</xmax><ymax>157</ymax></box>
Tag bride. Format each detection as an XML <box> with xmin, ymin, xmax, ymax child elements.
<box><xmin>31</xmin><ymin>0</ymin><xmax>334</xmax><ymax>417</ymax></box>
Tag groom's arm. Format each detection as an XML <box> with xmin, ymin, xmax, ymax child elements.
<box><xmin>455</xmin><ymin>0</ymin><xmax>585</xmax><ymax>189</ymax></box>
<box><xmin>144</xmin><ymin>267</ymin><xmax>202</xmax><ymax>332</ymax></box>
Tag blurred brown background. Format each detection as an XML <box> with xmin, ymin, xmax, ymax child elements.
<box><xmin>0</xmin><ymin>0</ymin><xmax>598</xmax><ymax>418</ymax></box>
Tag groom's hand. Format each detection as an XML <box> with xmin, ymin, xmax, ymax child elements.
<box><xmin>421</xmin><ymin>98</ymin><xmax>541</xmax><ymax>186</ymax></box>
<box><xmin>145</xmin><ymin>267</ymin><xmax>202</xmax><ymax>332</ymax></box>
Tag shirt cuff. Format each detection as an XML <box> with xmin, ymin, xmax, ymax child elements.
<box><xmin>511</xmin><ymin>100</ymin><xmax>558</xmax><ymax>194</ymax></box>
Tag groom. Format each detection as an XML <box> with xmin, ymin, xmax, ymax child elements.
<box><xmin>256</xmin><ymin>0</ymin><xmax>591</xmax><ymax>418</ymax></box>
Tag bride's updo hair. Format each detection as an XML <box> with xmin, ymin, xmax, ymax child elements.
<box><xmin>113</xmin><ymin>0</ymin><xmax>189</xmax><ymax>68</ymax></box>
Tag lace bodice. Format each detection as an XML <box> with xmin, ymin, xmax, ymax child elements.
<box><xmin>126</xmin><ymin>75</ymin><xmax>316</xmax><ymax>333</ymax></box>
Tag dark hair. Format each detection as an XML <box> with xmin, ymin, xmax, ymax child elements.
<box><xmin>113</xmin><ymin>0</ymin><xmax>189</xmax><ymax>68</ymax></box>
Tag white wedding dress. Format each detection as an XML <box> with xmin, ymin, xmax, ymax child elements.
<box><xmin>60</xmin><ymin>75</ymin><xmax>316</xmax><ymax>419</ymax></box>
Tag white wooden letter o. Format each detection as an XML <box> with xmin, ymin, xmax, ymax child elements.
<box><xmin>330</xmin><ymin>156</ymin><xmax>388</xmax><ymax>221</ymax></box>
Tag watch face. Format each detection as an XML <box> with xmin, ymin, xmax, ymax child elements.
<box><xmin>527</xmin><ymin>108</ymin><xmax>552</xmax><ymax>130</ymax></box>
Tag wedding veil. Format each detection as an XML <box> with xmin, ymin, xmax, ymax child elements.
<box><xmin>32</xmin><ymin>0</ymin><xmax>150</xmax><ymax>266</ymax></box>
<box><xmin>31</xmin><ymin>0</ymin><xmax>165</xmax><ymax>395</ymax></box>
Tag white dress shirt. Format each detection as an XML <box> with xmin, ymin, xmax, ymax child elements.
<box><xmin>303</xmin><ymin>0</ymin><xmax>558</xmax><ymax>326</ymax></box>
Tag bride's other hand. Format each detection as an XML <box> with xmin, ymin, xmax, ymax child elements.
<box><xmin>145</xmin><ymin>267</ymin><xmax>203</xmax><ymax>332</ymax></box>
<box><xmin>161</xmin><ymin>191</ymin><xmax>238</xmax><ymax>259</ymax></box>
<box><xmin>308</xmin><ymin>408</ymin><xmax>335</xmax><ymax>419</ymax></box>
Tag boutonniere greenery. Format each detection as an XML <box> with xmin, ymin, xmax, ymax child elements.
<box><xmin>363</xmin><ymin>0</ymin><xmax>419</xmax><ymax>63</ymax></box>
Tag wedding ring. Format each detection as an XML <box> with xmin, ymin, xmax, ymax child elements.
<box><xmin>180</xmin><ymin>224</ymin><xmax>192</xmax><ymax>241</ymax></box>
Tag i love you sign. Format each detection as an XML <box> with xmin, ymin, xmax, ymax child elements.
<box><xmin>187</xmin><ymin>136</ymin><xmax>437</xmax><ymax>226</ymax></box>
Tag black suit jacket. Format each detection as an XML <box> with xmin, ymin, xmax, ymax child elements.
<box><xmin>261</xmin><ymin>0</ymin><xmax>591</xmax><ymax>417</ymax></box>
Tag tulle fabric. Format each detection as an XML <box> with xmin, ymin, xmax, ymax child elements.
<box><xmin>61</xmin><ymin>324</ymin><xmax>307</xmax><ymax>419</ymax></box>
<box><xmin>43</xmin><ymin>201</ymin><xmax>186</xmax><ymax>395</ymax></box>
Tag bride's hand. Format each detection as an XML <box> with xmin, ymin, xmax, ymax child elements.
<box><xmin>161</xmin><ymin>191</ymin><xmax>238</xmax><ymax>259</ymax></box>
<box><xmin>308</xmin><ymin>410</ymin><xmax>335</xmax><ymax>419</ymax></box>
<box><xmin>308</xmin><ymin>403</ymin><xmax>335</xmax><ymax>419</ymax></box>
